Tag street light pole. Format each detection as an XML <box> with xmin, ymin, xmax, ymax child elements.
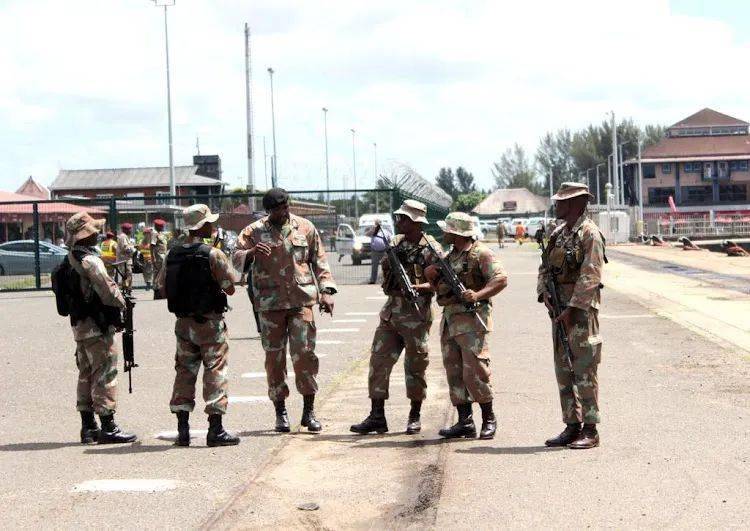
<box><xmin>154</xmin><ymin>0</ymin><xmax>176</xmax><ymax>202</ymax></box>
<box><xmin>373</xmin><ymin>142</ymin><xmax>378</xmax><ymax>212</ymax></box>
<box><xmin>610</xmin><ymin>111</ymin><xmax>618</xmax><ymax>206</ymax></box>
<box><xmin>351</xmin><ymin>128</ymin><xmax>358</xmax><ymax>219</ymax></box>
<box><xmin>322</xmin><ymin>107</ymin><xmax>330</xmax><ymax>205</ymax></box>
<box><xmin>267</xmin><ymin>67</ymin><xmax>278</xmax><ymax>187</ymax></box>
<box><xmin>596</xmin><ymin>162</ymin><xmax>605</xmax><ymax>205</ymax></box>
<box><xmin>637</xmin><ymin>137</ymin><xmax>644</xmax><ymax>233</ymax></box>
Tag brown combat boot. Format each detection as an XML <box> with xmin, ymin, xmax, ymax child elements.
<box><xmin>406</xmin><ymin>400</ymin><xmax>421</xmax><ymax>435</ymax></box>
<box><xmin>567</xmin><ymin>424</ymin><xmax>599</xmax><ymax>449</ymax></box>
<box><xmin>544</xmin><ymin>423</ymin><xmax>581</xmax><ymax>447</ymax></box>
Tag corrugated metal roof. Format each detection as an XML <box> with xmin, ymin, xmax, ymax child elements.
<box><xmin>49</xmin><ymin>166</ymin><xmax>222</xmax><ymax>191</ymax></box>
<box><xmin>669</xmin><ymin>108</ymin><xmax>748</xmax><ymax>129</ymax></box>
<box><xmin>641</xmin><ymin>135</ymin><xmax>750</xmax><ymax>159</ymax></box>
<box><xmin>15</xmin><ymin>177</ymin><xmax>50</xmax><ymax>199</ymax></box>
<box><xmin>472</xmin><ymin>188</ymin><xmax>549</xmax><ymax>215</ymax></box>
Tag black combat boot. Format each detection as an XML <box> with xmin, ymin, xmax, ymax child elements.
<box><xmin>175</xmin><ymin>411</ymin><xmax>190</xmax><ymax>447</ymax></box>
<box><xmin>438</xmin><ymin>403</ymin><xmax>476</xmax><ymax>439</ymax></box>
<box><xmin>544</xmin><ymin>423</ymin><xmax>581</xmax><ymax>447</ymax></box>
<box><xmin>97</xmin><ymin>414</ymin><xmax>137</xmax><ymax>444</ymax></box>
<box><xmin>274</xmin><ymin>400</ymin><xmax>290</xmax><ymax>433</ymax></box>
<box><xmin>79</xmin><ymin>411</ymin><xmax>100</xmax><ymax>444</ymax></box>
<box><xmin>350</xmin><ymin>399</ymin><xmax>388</xmax><ymax>434</ymax></box>
<box><xmin>479</xmin><ymin>401</ymin><xmax>497</xmax><ymax>439</ymax></box>
<box><xmin>301</xmin><ymin>395</ymin><xmax>322</xmax><ymax>432</ymax></box>
<box><xmin>406</xmin><ymin>400</ymin><xmax>422</xmax><ymax>435</ymax></box>
<box><xmin>206</xmin><ymin>414</ymin><xmax>240</xmax><ymax>447</ymax></box>
<box><xmin>567</xmin><ymin>424</ymin><xmax>599</xmax><ymax>449</ymax></box>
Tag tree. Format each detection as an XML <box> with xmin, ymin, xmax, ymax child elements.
<box><xmin>455</xmin><ymin>167</ymin><xmax>476</xmax><ymax>194</ymax></box>
<box><xmin>536</xmin><ymin>129</ymin><xmax>575</xmax><ymax>195</ymax></box>
<box><xmin>435</xmin><ymin>167</ymin><xmax>458</xmax><ymax>200</ymax></box>
<box><xmin>453</xmin><ymin>191</ymin><xmax>486</xmax><ymax>213</ymax></box>
<box><xmin>491</xmin><ymin>143</ymin><xmax>541</xmax><ymax>192</ymax></box>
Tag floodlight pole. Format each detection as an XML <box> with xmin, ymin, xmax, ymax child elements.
<box><xmin>351</xmin><ymin>128</ymin><xmax>358</xmax><ymax>219</ymax></box>
<box><xmin>154</xmin><ymin>0</ymin><xmax>176</xmax><ymax>203</ymax></box>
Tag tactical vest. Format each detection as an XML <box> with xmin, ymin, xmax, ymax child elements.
<box><xmin>436</xmin><ymin>243</ymin><xmax>485</xmax><ymax>306</ymax></box>
<box><xmin>547</xmin><ymin>223</ymin><xmax>607</xmax><ymax>284</ymax></box>
<box><xmin>383</xmin><ymin>235</ymin><xmax>430</xmax><ymax>295</ymax></box>
<box><xmin>165</xmin><ymin>243</ymin><xmax>228</xmax><ymax>318</ymax></box>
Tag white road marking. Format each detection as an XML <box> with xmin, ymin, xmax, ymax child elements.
<box><xmin>317</xmin><ymin>328</ymin><xmax>359</xmax><ymax>333</ymax></box>
<box><xmin>600</xmin><ymin>314</ymin><xmax>656</xmax><ymax>319</ymax></box>
<box><xmin>331</xmin><ymin>319</ymin><xmax>366</xmax><ymax>323</ymax></box>
<box><xmin>346</xmin><ymin>312</ymin><xmax>378</xmax><ymax>316</ymax></box>
<box><xmin>71</xmin><ymin>479</ymin><xmax>178</xmax><ymax>493</ymax></box>
<box><xmin>154</xmin><ymin>429</ymin><xmax>208</xmax><ymax>441</ymax></box>
<box><xmin>241</xmin><ymin>372</ymin><xmax>266</xmax><ymax>378</ymax></box>
<box><xmin>316</xmin><ymin>340</ymin><xmax>343</xmax><ymax>345</ymax></box>
<box><xmin>228</xmin><ymin>396</ymin><xmax>267</xmax><ymax>404</ymax></box>
<box><xmin>366</xmin><ymin>296</ymin><xmax>388</xmax><ymax>300</ymax></box>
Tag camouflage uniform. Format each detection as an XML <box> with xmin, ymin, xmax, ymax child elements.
<box><xmin>150</xmin><ymin>229</ymin><xmax>170</xmax><ymax>291</ymax></box>
<box><xmin>69</xmin><ymin>246</ymin><xmax>126</xmax><ymax>416</ymax></box>
<box><xmin>234</xmin><ymin>213</ymin><xmax>336</xmax><ymax>401</ymax></box>
<box><xmin>156</xmin><ymin>238</ymin><xmax>237</xmax><ymax>415</ymax></box>
<box><xmin>369</xmin><ymin>234</ymin><xmax>442</xmax><ymax>401</ymax></box>
<box><xmin>116</xmin><ymin>232</ymin><xmax>135</xmax><ymax>288</ymax></box>
<box><xmin>537</xmin><ymin>213</ymin><xmax>605</xmax><ymax>425</ymax></box>
<box><xmin>437</xmin><ymin>241</ymin><xmax>507</xmax><ymax>406</ymax></box>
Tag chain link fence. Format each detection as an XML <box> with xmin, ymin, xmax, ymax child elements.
<box><xmin>0</xmin><ymin>187</ymin><xmax>451</xmax><ymax>291</ymax></box>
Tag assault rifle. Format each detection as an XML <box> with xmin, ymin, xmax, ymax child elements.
<box><xmin>112</xmin><ymin>260</ymin><xmax>138</xmax><ymax>393</ymax></box>
<box><xmin>423</xmin><ymin>238</ymin><xmax>487</xmax><ymax>331</ymax></box>
<box><xmin>535</xmin><ymin>230</ymin><xmax>574</xmax><ymax>371</ymax></box>
<box><xmin>375</xmin><ymin>225</ymin><xmax>421</xmax><ymax>317</ymax></box>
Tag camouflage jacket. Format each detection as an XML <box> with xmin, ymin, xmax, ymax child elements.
<box><xmin>116</xmin><ymin>233</ymin><xmax>135</xmax><ymax>262</ymax></box>
<box><xmin>380</xmin><ymin>233</ymin><xmax>443</xmax><ymax>323</ymax></box>
<box><xmin>536</xmin><ymin>213</ymin><xmax>605</xmax><ymax>311</ymax></box>
<box><xmin>233</xmin><ymin>214</ymin><xmax>337</xmax><ymax>312</ymax></box>
<box><xmin>69</xmin><ymin>246</ymin><xmax>126</xmax><ymax>341</ymax></box>
<box><xmin>437</xmin><ymin>241</ymin><xmax>507</xmax><ymax>337</ymax></box>
<box><xmin>150</xmin><ymin>230</ymin><xmax>170</xmax><ymax>259</ymax></box>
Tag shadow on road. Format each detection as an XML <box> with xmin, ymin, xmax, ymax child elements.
<box><xmin>454</xmin><ymin>445</ymin><xmax>564</xmax><ymax>455</ymax></box>
<box><xmin>0</xmin><ymin>441</ymin><xmax>82</xmax><ymax>452</ymax></box>
<box><xmin>83</xmin><ymin>442</ymin><xmax>172</xmax><ymax>455</ymax></box>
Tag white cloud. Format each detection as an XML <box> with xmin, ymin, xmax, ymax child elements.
<box><xmin>2</xmin><ymin>0</ymin><xmax>750</xmax><ymax>194</ymax></box>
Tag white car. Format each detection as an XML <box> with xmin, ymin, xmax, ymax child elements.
<box><xmin>510</xmin><ymin>218</ymin><xmax>527</xmax><ymax>236</ymax></box>
<box><xmin>470</xmin><ymin>216</ymin><xmax>484</xmax><ymax>240</ymax></box>
<box><xmin>526</xmin><ymin>217</ymin><xmax>546</xmax><ymax>238</ymax></box>
<box><xmin>335</xmin><ymin>223</ymin><xmax>371</xmax><ymax>265</ymax></box>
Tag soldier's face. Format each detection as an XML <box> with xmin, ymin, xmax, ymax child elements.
<box><xmin>268</xmin><ymin>202</ymin><xmax>290</xmax><ymax>224</ymax></box>
<box><xmin>442</xmin><ymin>232</ymin><xmax>456</xmax><ymax>246</ymax></box>
<box><xmin>555</xmin><ymin>199</ymin><xmax>569</xmax><ymax>219</ymax></box>
<box><xmin>395</xmin><ymin>215</ymin><xmax>416</xmax><ymax>234</ymax></box>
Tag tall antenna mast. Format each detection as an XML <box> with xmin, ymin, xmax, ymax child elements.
<box><xmin>245</xmin><ymin>23</ymin><xmax>255</xmax><ymax>208</ymax></box>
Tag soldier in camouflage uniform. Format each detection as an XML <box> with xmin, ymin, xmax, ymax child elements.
<box><xmin>157</xmin><ymin>204</ymin><xmax>240</xmax><ymax>447</ymax></box>
<box><xmin>426</xmin><ymin>213</ymin><xmax>508</xmax><ymax>439</ymax></box>
<box><xmin>150</xmin><ymin>219</ymin><xmax>169</xmax><ymax>297</ymax></box>
<box><xmin>65</xmin><ymin>212</ymin><xmax>138</xmax><ymax>444</ymax></box>
<box><xmin>538</xmin><ymin>182</ymin><xmax>605</xmax><ymax>450</ymax></box>
<box><xmin>350</xmin><ymin>200</ymin><xmax>443</xmax><ymax>435</ymax></box>
<box><xmin>116</xmin><ymin>222</ymin><xmax>135</xmax><ymax>289</ymax></box>
<box><xmin>233</xmin><ymin>188</ymin><xmax>337</xmax><ymax>433</ymax></box>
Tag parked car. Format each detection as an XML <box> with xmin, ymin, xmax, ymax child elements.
<box><xmin>0</xmin><ymin>240</ymin><xmax>68</xmax><ymax>275</ymax></box>
<box><xmin>496</xmin><ymin>217</ymin><xmax>512</xmax><ymax>235</ymax></box>
<box><xmin>335</xmin><ymin>224</ymin><xmax>372</xmax><ymax>265</ymax></box>
<box><xmin>510</xmin><ymin>218</ymin><xmax>527</xmax><ymax>236</ymax></box>
<box><xmin>470</xmin><ymin>216</ymin><xmax>484</xmax><ymax>240</ymax></box>
<box><xmin>478</xmin><ymin>219</ymin><xmax>496</xmax><ymax>235</ymax></box>
<box><xmin>525</xmin><ymin>217</ymin><xmax>546</xmax><ymax>238</ymax></box>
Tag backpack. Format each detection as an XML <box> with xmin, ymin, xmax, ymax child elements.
<box><xmin>51</xmin><ymin>256</ymin><xmax>79</xmax><ymax>317</ymax></box>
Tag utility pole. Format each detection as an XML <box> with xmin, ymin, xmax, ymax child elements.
<box><xmin>373</xmin><ymin>142</ymin><xmax>378</xmax><ymax>213</ymax></box>
<box><xmin>618</xmin><ymin>143</ymin><xmax>625</xmax><ymax>205</ymax></box>
<box><xmin>244</xmin><ymin>23</ymin><xmax>255</xmax><ymax>209</ymax></box>
<box><xmin>351</xmin><ymin>128</ymin><xmax>358</xmax><ymax>219</ymax></box>
<box><xmin>610</xmin><ymin>111</ymin><xmax>618</xmax><ymax>206</ymax></box>
<box><xmin>267</xmin><ymin>67</ymin><xmax>278</xmax><ymax>187</ymax></box>
<box><xmin>637</xmin><ymin>137</ymin><xmax>644</xmax><ymax>233</ymax></box>
<box><xmin>322</xmin><ymin>107</ymin><xmax>330</xmax><ymax>205</ymax></box>
<box><xmin>596</xmin><ymin>162</ymin><xmax>605</xmax><ymax>205</ymax></box>
<box><xmin>154</xmin><ymin>1</ymin><xmax>176</xmax><ymax>202</ymax></box>
<box><xmin>263</xmin><ymin>136</ymin><xmax>268</xmax><ymax>189</ymax></box>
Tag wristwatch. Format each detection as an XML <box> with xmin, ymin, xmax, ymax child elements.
<box><xmin>321</xmin><ymin>287</ymin><xmax>336</xmax><ymax>295</ymax></box>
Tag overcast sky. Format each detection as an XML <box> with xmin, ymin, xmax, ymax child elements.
<box><xmin>2</xmin><ymin>0</ymin><xmax>750</xmax><ymax>194</ymax></box>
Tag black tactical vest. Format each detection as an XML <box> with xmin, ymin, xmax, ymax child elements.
<box><xmin>166</xmin><ymin>243</ymin><xmax>228</xmax><ymax>318</ymax></box>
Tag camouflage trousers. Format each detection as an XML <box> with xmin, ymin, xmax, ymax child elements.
<box><xmin>141</xmin><ymin>260</ymin><xmax>153</xmax><ymax>286</ymax></box>
<box><xmin>153</xmin><ymin>255</ymin><xmax>165</xmax><ymax>291</ymax></box>
<box><xmin>121</xmin><ymin>262</ymin><xmax>133</xmax><ymax>289</ymax></box>
<box><xmin>259</xmin><ymin>307</ymin><xmax>318</xmax><ymax>401</ymax></box>
<box><xmin>553</xmin><ymin>308</ymin><xmax>601</xmax><ymax>424</ymax></box>
<box><xmin>170</xmin><ymin>317</ymin><xmax>229</xmax><ymax>415</ymax></box>
<box><xmin>368</xmin><ymin>318</ymin><xmax>431</xmax><ymax>401</ymax></box>
<box><xmin>440</xmin><ymin>324</ymin><xmax>493</xmax><ymax>406</ymax></box>
<box><xmin>75</xmin><ymin>333</ymin><xmax>118</xmax><ymax>416</ymax></box>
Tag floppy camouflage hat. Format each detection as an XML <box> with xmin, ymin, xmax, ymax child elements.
<box><xmin>439</xmin><ymin>212</ymin><xmax>477</xmax><ymax>237</ymax></box>
<box><xmin>182</xmin><ymin>204</ymin><xmax>219</xmax><ymax>231</ymax></box>
<box><xmin>65</xmin><ymin>212</ymin><xmax>105</xmax><ymax>246</ymax></box>
<box><xmin>552</xmin><ymin>182</ymin><xmax>594</xmax><ymax>201</ymax></box>
<box><xmin>394</xmin><ymin>199</ymin><xmax>429</xmax><ymax>223</ymax></box>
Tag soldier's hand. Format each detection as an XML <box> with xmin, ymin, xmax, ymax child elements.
<box><xmin>543</xmin><ymin>293</ymin><xmax>554</xmax><ymax>314</ymax></box>
<box><xmin>424</xmin><ymin>264</ymin><xmax>440</xmax><ymax>283</ymax></box>
<box><xmin>320</xmin><ymin>293</ymin><xmax>334</xmax><ymax>315</ymax></box>
<box><xmin>252</xmin><ymin>242</ymin><xmax>272</xmax><ymax>257</ymax></box>
<box><xmin>554</xmin><ymin>307</ymin><xmax>573</xmax><ymax>333</ymax></box>
<box><xmin>461</xmin><ymin>289</ymin><xmax>479</xmax><ymax>303</ymax></box>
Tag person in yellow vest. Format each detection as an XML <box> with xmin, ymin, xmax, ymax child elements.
<box><xmin>100</xmin><ymin>231</ymin><xmax>117</xmax><ymax>278</ymax></box>
<box><xmin>139</xmin><ymin>227</ymin><xmax>154</xmax><ymax>289</ymax></box>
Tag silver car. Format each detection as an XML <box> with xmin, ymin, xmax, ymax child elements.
<box><xmin>0</xmin><ymin>240</ymin><xmax>68</xmax><ymax>275</ymax></box>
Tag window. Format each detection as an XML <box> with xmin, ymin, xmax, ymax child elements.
<box><xmin>681</xmin><ymin>186</ymin><xmax>712</xmax><ymax>204</ymax></box>
<box><xmin>661</xmin><ymin>163</ymin><xmax>672</xmax><ymax>174</ymax></box>
<box><xmin>683</xmin><ymin>162</ymin><xmax>701</xmax><ymax>173</ymax></box>
<box><xmin>155</xmin><ymin>191</ymin><xmax>170</xmax><ymax>205</ymax></box>
<box><xmin>729</xmin><ymin>160</ymin><xmax>749</xmax><ymax>171</ymax></box>
<box><xmin>643</xmin><ymin>164</ymin><xmax>656</xmax><ymax>179</ymax></box>
<box><xmin>502</xmin><ymin>201</ymin><xmax>517</xmax><ymax>211</ymax></box>
<box><xmin>719</xmin><ymin>184</ymin><xmax>747</xmax><ymax>202</ymax></box>
<box><xmin>96</xmin><ymin>193</ymin><xmax>113</xmax><ymax>199</ymax></box>
<box><xmin>647</xmin><ymin>187</ymin><xmax>674</xmax><ymax>205</ymax></box>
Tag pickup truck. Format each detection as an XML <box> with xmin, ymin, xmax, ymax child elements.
<box><xmin>335</xmin><ymin>223</ymin><xmax>372</xmax><ymax>265</ymax></box>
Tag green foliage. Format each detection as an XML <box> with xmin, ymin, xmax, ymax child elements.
<box><xmin>491</xmin><ymin>143</ymin><xmax>541</xmax><ymax>193</ymax></box>
<box><xmin>453</xmin><ymin>191</ymin><xmax>487</xmax><ymax>212</ymax></box>
<box><xmin>436</xmin><ymin>167</ymin><xmax>458</xmax><ymax>199</ymax></box>
<box><xmin>455</xmin><ymin>167</ymin><xmax>476</xmax><ymax>194</ymax></box>
<box><xmin>435</xmin><ymin>166</ymin><xmax>476</xmax><ymax>200</ymax></box>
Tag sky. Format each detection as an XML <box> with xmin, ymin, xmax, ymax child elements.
<box><xmin>2</xmin><ymin>0</ymin><xmax>750</xmax><ymax>194</ymax></box>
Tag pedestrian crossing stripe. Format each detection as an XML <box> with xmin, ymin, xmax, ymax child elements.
<box><xmin>228</xmin><ymin>396</ymin><xmax>267</xmax><ymax>403</ymax></box>
<box><xmin>345</xmin><ymin>312</ymin><xmax>378</xmax><ymax>316</ymax></box>
<box><xmin>317</xmin><ymin>328</ymin><xmax>359</xmax><ymax>333</ymax></box>
<box><xmin>241</xmin><ymin>372</ymin><xmax>266</xmax><ymax>378</ymax></box>
<box><xmin>71</xmin><ymin>479</ymin><xmax>177</xmax><ymax>493</ymax></box>
<box><xmin>331</xmin><ymin>319</ymin><xmax>366</xmax><ymax>323</ymax></box>
<box><xmin>316</xmin><ymin>340</ymin><xmax>343</xmax><ymax>345</ymax></box>
<box><xmin>366</xmin><ymin>296</ymin><xmax>388</xmax><ymax>300</ymax></box>
<box><xmin>155</xmin><ymin>430</ymin><xmax>209</xmax><ymax>440</ymax></box>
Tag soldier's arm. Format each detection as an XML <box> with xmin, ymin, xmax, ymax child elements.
<box><xmin>536</xmin><ymin>260</ymin><xmax>549</xmax><ymax>302</ymax></box>
<box><xmin>155</xmin><ymin>250</ymin><xmax>169</xmax><ymax>298</ymax></box>
<box><xmin>82</xmin><ymin>256</ymin><xmax>126</xmax><ymax>309</ymax></box>
<box><xmin>210</xmin><ymin>248</ymin><xmax>237</xmax><ymax>296</ymax></box>
<box><xmin>231</xmin><ymin>226</ymin><xmax>255</xmax><ymax>271</ymax></box>
<box><xmin>568</xmin><ymin>226</ymin><xmax>604</xmax><ymax>311</ymax></box>
<box><xmin>471</xmin><ymin>247</ymin><xmax>508</xmax><ymax>300</ymax></box>
<box><xmin>309</xmin><ymin>227</ymin><xmax>337</xmax><ymax>294</ymax></box>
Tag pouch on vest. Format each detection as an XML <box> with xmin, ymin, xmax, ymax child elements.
<box><xmin>166</xmin><ymin>243</ymin><xmax>228</xmax><ymax>317</ymax></box>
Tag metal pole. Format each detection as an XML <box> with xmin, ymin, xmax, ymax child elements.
<box><xmin>244</xmin><ymin>23</ymin><xmax>255</xmax><ymax>208</ymax></box>
<box><xmin>610</xmin><ymin>111</ymin><xmax>618</xmax><ymax>206</ymax></box>
<box><xmin>618</xmin><ymin>143</ymin><xmax>625</xmax><ymax>205</ymax></box>
<box><xmin>322</xmin><ymin>107</ymin><xmax>330</xmax><ymax>205</ymax></box>
<box><xmin>262</xmin><ymin>136</ymin><xmax>268</xmax><ymax>190</ymax></box>
<box><xmin>163</xmin><ymin>4</ymin><xmax>176</xmax><ymax>202</ymax></box>
<box><xmin>373</xmin><ymin>142</ymin><xmax>378</xmax><ymax>212</ymax></box>
<box><xmin>268</xmin><ymin>67</ymin><xmax>278</xmax><ymax>187</ymax></box>
<box><xmin>596</xmin><ymin>162</ymin><xmax>604</xmax><ymax>205</ymax></box>
<box><xmin>586</xmin><ymin>168</ymin><xmax>592</xmax><ymax>190</ymax></box>
<box><xmin>637</xmin><ymin>137</ymin><xmax>644</xmax><ymax>231</ymax></box>
<box><xmin>351</xmin><ymin>128</ymin><xmax>358</xmax><ymax>219</ymax></box>
<box><xmin>32</xmin><ymin>203</ymin><xmax>41</xmax><ymax>289</ymax></box>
